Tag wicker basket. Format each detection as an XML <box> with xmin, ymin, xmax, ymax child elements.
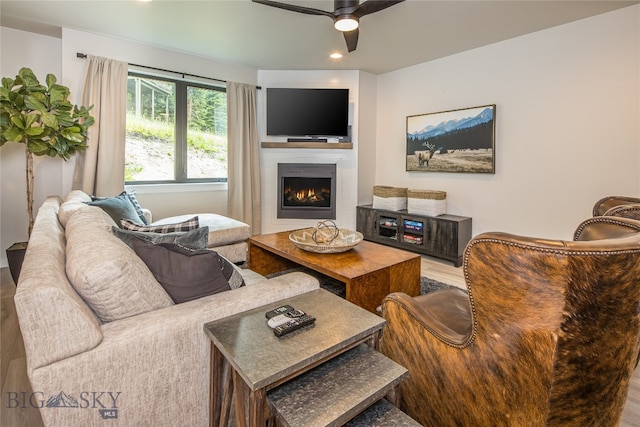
<box><xmin>407</xmin><ymin>189</ymin><xmax>447</xmax><ymax>216</ymax></box>
<box><xmin>373</xmin><ymin>186</ymin><xmax>408</xmax><ymax>211</ymax></box>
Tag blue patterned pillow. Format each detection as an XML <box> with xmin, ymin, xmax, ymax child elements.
<box><xmin>86</xmin><ymin>193</ymin><xmax>142</xmax><ymax>226</ymax></box>
<box><xmin>124</xmin><ymin>190</ymin><xmax>148</xmax><ymax>225</ymax></box>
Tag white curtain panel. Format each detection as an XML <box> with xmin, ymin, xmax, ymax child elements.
<box><xmin>226</xmin><ymin>82</ymin><xmax>261</xmax><ymax>235</ymax></box>
<box><xmin>73</xmin><ymin>55</ymin><xmax>128</xmax><ymax>196</ymax></box>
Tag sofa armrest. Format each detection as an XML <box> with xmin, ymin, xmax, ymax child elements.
<box><xmin>142</xmin><ymin>208</ymin><xmax>152</xmax><ymax>223</ymax></box>
<box><xmin>16</xmin><ymin>197</ymin><xmax>103</xmax><ymax>371</ymax></box>
<box><xmin>28</xmin><ymin>273</ymin><xmax>319</xmax><ymax>427</ymax></box>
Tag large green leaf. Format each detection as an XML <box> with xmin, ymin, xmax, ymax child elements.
<box><xmin>1</xmin><ymin>77</ymin><xmax>15</xmax><ymax>90</ymax></box>
<box><xmin>25</xmin><ymin>127</ymin><xmax>44</xmax><ymax>137</ymax></box>
<box><xmin>24</xmin><ymin>95</ymin><xmax>46</xmax><ymax>112</ymax></box>
<box><xmin>49</xmin><ymin>86</ymin><xmax>65</xmax><ymax>104</ymax></box>
<box><xmin>26</xmin><ymin>139</ymin><xmax>50</xmax><ymax>156</ymax></box>
<box><xmin>18</xmin><ymin>68</ymin><xmax>40</xmax><ymax>88</ymax></box>
<box><xmin>45</xmin><ymin>73</ymin><xmax>57</xmax><ymax>88</ymax></box>
<box><xmin>61</xmin><ymin>127</ymin><xmax>83</xmax><ymax>142</ymax></box>
<box><xmin>3</xmin><ymin>127</ymin><xmax>24</xmax><ymax>142</ymax></box>
<box><xmin>41</xmin><ymin>112</ymin><xmax>58</xmax><ymax>128</ymax></box>
<box><xmin>10</xmin><ymin>116</ymin><xmax>25</xmax><ymax>129</ymax></box>
<box><xmin>24</xmin><ymin>113</ymin><xmax>39</xmax><ymax>129</ymax></box>
<box><xmin>0</xmin><ymin>87</ymin><xmax>11</xmax><ymax>101</ymax></box>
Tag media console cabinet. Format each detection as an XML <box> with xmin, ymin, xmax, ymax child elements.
<box><xmin>356</xmin><ymin>205</ymin><xmax>472</xmax><ymax>267</ymax></box>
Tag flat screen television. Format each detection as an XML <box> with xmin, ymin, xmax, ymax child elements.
<box><xmin>266</xmin><ymin>88</ymin><xmax>349</xmax><ymax>139</ymax></box>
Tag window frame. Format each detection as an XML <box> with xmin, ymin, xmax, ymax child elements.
<box><xmin>125</xmin><ymin>71</ymin><xmax>228</xmax><ymax>185</ymax></box>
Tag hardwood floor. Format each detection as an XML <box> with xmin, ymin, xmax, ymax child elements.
<box><xmin>1</xmin><ymin>260</ymin><xmax>639</xmax><ymax>426</ymax></box>
<box><xmin>1</xmin><ymin>268</ymin><xmax>43</xmax><ymax>427</ymax></box>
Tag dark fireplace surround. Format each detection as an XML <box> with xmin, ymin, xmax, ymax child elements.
<box><xmin>277</xmin><ymin>163</ymin><xmax>337</xmax><ymax>220</ymax></box>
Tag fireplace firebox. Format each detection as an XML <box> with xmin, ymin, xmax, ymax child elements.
<box><xmin>277</xmin><ymin>163</ymin><xmax>336</xmax><ymax>219</ymax></box>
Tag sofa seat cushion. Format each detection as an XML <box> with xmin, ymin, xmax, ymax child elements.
<box><xmin>65</xmin><ymin>206</ymin><xmax>174</xmax><ymax>322</ymax></box>
<box><xmin>152</xmin><ymin>213</ymin><xmax>250</xmax><ymax>247</ymax></box>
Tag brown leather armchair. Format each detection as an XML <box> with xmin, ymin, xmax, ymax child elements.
<box><xmin>380</xmin><ymin>216</ymin><xmax>640</xmax><ymax>426</ymax></box>
<box><xmin>593</xmin><ymin>195</ymin><xmax>640</xmax><ymax>218</ymax></box>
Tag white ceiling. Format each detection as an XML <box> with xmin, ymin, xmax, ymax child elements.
<box><xmin>2</xmin><ymin>0</ymin><xmax>637</xmax><ymax>75</ymax></box>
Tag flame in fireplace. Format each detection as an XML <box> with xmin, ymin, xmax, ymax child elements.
<box><xmin>285</xmin><ymin>186</ymin><xmax>330</xmax><ymax>204</ymax></box>
<box><xmin>295</xmin><ymin>188</ymin><xmax>319</xmax><ymax>201</ymax></box>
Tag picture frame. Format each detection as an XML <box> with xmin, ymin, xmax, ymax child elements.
<box><xmin>406</xmin><ymin>104</ymin><xmax>496</xmax><ymax>173</ymax></box>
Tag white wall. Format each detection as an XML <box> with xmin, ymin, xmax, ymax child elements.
<box><xmin>0</xmin><ymin>26</ymin><xmax>260</xmax><ymax>266</ymax></box>
<box><xmin>375</xmin><ymin>5</ymin><xmax>640</xmax><ymax>240</ymax></box>
<box><xmin>3</xmin><ymin>5</ymin><xmax>639</xmax><ymax>267</ymax></box>
<box><xmin>257</xmin><ymin>70</ymin><xmax>361</xmax><ymax>233</ymax></box>
<box><xmin>357</xmin><ymin>71</ymin><xmax>377</xmax><ymax>206</ymax></box>
<box><xmin>1</xmin><ymin>27</ymin><xmax>63</xmax><ymax>267</ymax></box>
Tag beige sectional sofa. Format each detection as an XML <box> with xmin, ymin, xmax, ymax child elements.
<box><xmin>14</xmin><ymin>193</ymin><xmax>319</xmax><ymax>426</ymax></box>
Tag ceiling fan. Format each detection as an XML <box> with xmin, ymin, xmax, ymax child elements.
<box><xmin>252</xmin><ymin>0</ymin><xmax>405</xmax><ymax>52</ymax></box>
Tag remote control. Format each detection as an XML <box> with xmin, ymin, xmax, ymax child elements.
<box><xmin>265</xmin><ymin>304</ymin><xmax>295</xmax><ymax>319</ymax></box>
<box><xmin>267</xmin><ymin>309</ymin><xmax>306</xmax><ymax>328</ymax></box>
<box><xmin>273</xmin><ymin>314</ymin><xmax>316</xmax><ymax>337</ymax></box>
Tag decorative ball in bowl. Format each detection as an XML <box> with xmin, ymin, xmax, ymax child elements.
<box><xmin>289</xmin><ymin>221</ymin><xmax>363</xmax><ymax>254</ymax></box>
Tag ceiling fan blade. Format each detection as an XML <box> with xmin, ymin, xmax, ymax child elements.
<box><xmin>251</xmin><ymin>0</ymin><xmax>334</xmax><ymax>17</ymax></box>
<box><xmin>343</xmin><ymin>29</ymin><xmax>359</xmax><ymax>52</ymax></box>
<box><xmin>354</xmin><ymin>0</ymin><xmax>405</xmax><ymax>17</ymax></box>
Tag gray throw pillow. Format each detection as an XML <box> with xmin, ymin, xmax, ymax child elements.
<box><xmin>86</xmin><ymin>193</ymin><xmax>143</xmax><ymax>226</ymax></box>
<box><xmin>131</xmin><ymin>240</ymin><xmax>232</xmax><ymax>303</ymax></box>
<box><xmin>112</xmin><ymin>226</ymin><xmax>209</xmax><ymax>249</ymax></box>
<box><xmin>218</xmin><ymin>254</ymin><xmax>245</xmax><ymax>290</ymax></box>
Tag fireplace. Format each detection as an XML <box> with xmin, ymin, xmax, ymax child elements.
<box><xmin>277</xmin><ymin>163</ymin><xmax>337</xmax><ymax>219</ymax></box>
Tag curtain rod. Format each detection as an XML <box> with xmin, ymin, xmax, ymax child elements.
<box><xmin>76</xmin><ymin>52</ymin><xmax>261</xmax><ymax>89</ymax></box>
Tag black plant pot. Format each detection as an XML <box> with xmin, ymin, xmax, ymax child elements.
<box><xmin>6</xmin><ymin>242</ymin><xmax>28</xmax><ymax>285</ymax></box>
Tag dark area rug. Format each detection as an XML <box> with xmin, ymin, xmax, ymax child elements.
<box><xmin>265</xmin><ymin>267</ymin><xmax>460</xmax><ymax>298</ymax></box>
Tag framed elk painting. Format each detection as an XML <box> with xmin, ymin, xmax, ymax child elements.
<box><xmin>406</xmin><ymin>104</ymin><xmax>496</xmax><ymax>174</ymax></box>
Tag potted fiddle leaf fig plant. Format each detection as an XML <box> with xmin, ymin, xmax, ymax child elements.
<box><xmin>0</xmin><ymin>67</ymin><xmax>94</xmax><ymax>282</ymax></box>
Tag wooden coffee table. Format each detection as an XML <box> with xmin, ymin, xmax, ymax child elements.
<box><xmin>248</xmin><ymin>230</ymin><xmax>421</xmax><ymax>313</ymax></box>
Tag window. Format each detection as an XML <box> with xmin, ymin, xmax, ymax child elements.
<box><xmin>125</xmin><ymin>73</ymin><xmax>227</xmax><ymax>183</ymax></box>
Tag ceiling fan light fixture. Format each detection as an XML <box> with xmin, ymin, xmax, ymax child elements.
<box><xmin>334</xmin><ymin>15</ymin><xmax>359</xmax><ymax>32</ymax></box>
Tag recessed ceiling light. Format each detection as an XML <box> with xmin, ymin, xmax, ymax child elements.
<box><xmin>330</xmin><ymin>53</ymin><xmax>343</xmax><ymax>59</ymax></box>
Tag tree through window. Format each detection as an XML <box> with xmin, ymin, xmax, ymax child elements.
<box><xmin>125</xmin><ymin>73</ymin><xmax>227</xmax><ymax>183</ymax></box>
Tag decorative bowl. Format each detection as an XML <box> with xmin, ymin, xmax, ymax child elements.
<box><xmin>289</xmin><ymin>223</ymin><xmax>363</xmax><ymax>254</ymax></box>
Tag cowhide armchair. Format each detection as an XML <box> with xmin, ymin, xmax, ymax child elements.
<box><xmin>380</xmin><ymin>216</ymin><xmax>640</xmax><ymax>427</ymax></box>
<box><xmin>593</xmin><ymin>195</ymin><xmax>640</xmax><ymax>219</ymax></box>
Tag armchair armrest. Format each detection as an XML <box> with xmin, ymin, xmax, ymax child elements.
<box><xmin>382</xmin><ymin>288</ymin><xmax>472</xmax><ymax>347</ymax></box>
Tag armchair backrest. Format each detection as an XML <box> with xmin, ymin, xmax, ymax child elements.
<box><xmin>381</xmin><ymin>217</ymin><xmax>640</xmax><ymax>426</ymax></box>
<box><xmin>593</xmin><ymin>195</ymin><xmax>640</xmax><ymax>216</ymax></box>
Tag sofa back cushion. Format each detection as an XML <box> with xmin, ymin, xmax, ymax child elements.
<box><xmin>65</xmin><ymin>206</ymin><xmax>174</xmax><ymax>322</ymax></box>
<box><xmin>58</xmin><ymin>190</ymin><xmax>93</xmax><ymax>227</ymax></box>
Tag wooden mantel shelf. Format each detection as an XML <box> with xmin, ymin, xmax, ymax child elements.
<box><xmin>261</xmin><ymin>142</ymin><xmax>353</xmax><ymax>149</ymax></box>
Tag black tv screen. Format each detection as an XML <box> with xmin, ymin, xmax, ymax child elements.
<box><xmin>266</xmin><ymin>88</ymin><xmax>349</xmax><ymax>138</ymax></box>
